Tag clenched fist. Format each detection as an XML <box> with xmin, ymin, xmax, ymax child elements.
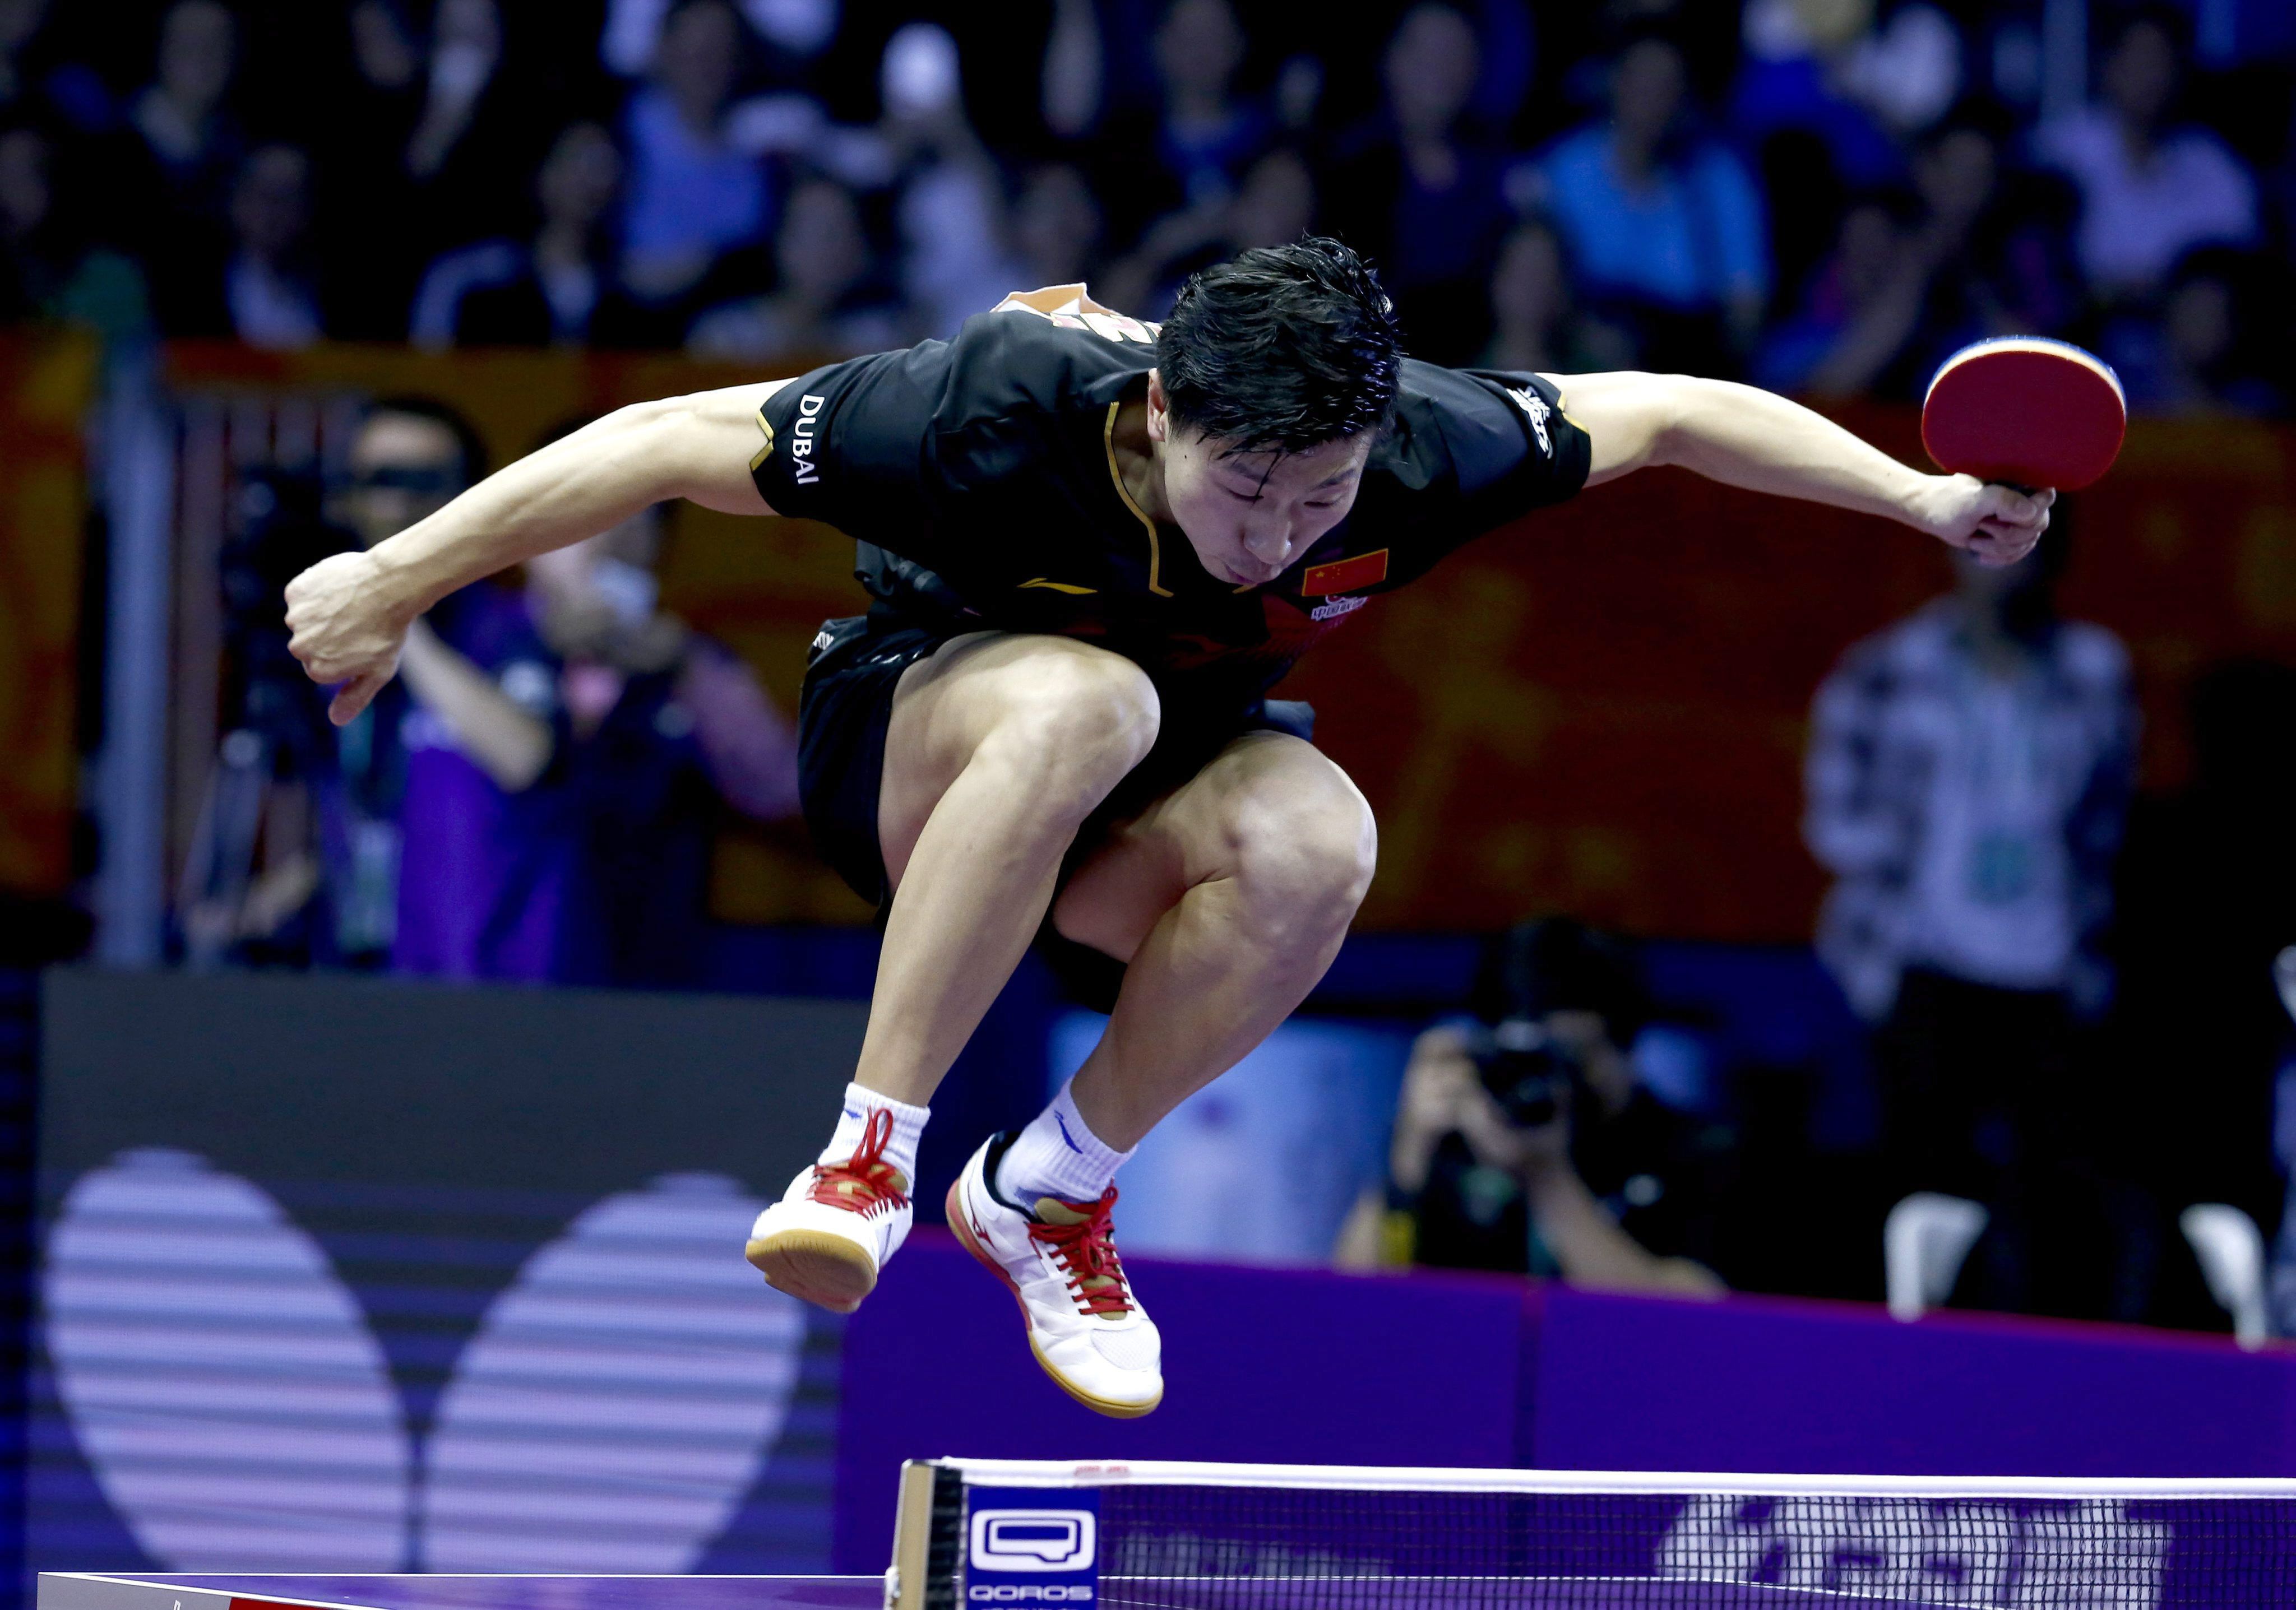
<box><xmin>1913</xmin><ymin>475</ymin><xmax>2056</xmax><ymax>568</ymax></box>
<box><xmin>284</xmin><ymin>549</ymin><xmax>417</xmax><ymax>724</ymax></box>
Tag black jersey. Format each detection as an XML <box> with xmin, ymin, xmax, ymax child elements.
<box><xmin>750</xmin><ymin>289</ymin><xmax>1592</xmax><ymax>720</ymax></box>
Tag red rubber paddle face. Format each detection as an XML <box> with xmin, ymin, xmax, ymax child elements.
<box><xmin>1920</xmin><ymin>337</ymin><xmax>2128</xmax><ymax>491</ymax></box>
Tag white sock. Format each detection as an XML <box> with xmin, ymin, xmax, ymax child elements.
<box><xmin>997</xmin><ymin>1078</ymin><xmax>1133</xmax><ymax>1208</ymax></box>
<box><xmin>818</xmin><ymin>1083</ymin><xmax>929</xmax><ymax>1189</ymax></box>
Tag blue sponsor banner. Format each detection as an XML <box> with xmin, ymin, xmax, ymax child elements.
<box><xmin>963</xmin><ymin>1486</ymin><xmax>1100</xmax><ymax>1606</ymax></box>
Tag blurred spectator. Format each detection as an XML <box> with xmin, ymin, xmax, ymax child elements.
<box><xmin>0</xmin><ymin>0</ymin><xmax>48</xmax><ymax>110</ymax></box>
<box><xmin>1009</xmin><ymin>161</ymin><xmax>1104</xmax><ymax>294</ymax></box>
<box><xmin>400</xmin><ymin>0</ymin><xmax>543</xmax><ymax>259</ymax></box>
<box><xmin>1086</xmin><ymin>0</ymin><xmax>1273</xmax><ymax>254</ymax></box>
<box><xmin>1325</xmin><ymin>4</ymin><xmax>1511</xmax><ymax>364</ymax></box>
<box><xmin>1754</xmin><ymin>189</ymin><xmax>1923</xmax><ymax>395</ymax></box>
<box><xmin>125</xmin><ymin>0</ymin><xmax>241</xmax><ymax>333</ymax></box>
<box><xmin>406</xmin><ymin>0</ymin><xmax>504</xmax><ymax>191</ymax></box>
<box><xmin>309</xmin><ymin>1</ymin><xmax>425</xmax><ymax>340</ymax></box>
<box><xmin>332</xmin><ymin>398</ymin><xmax>574</xmax><ymax>980</ymax></box>
<box><xmin>1336</xmin><ymin>918</ymin><xmax>1728</xmax><ymax>1296</ymax></box>
<box><xmin>1100</xmin><ymin>142</ymin><xmax>1312</xmax><ymax>316</ymax></box>
<box><xmin>411</xmin><ymin>120</ymin><xmax>629</xmax><ymax>349</ymax></box>
<box><xmin>1145</xmin><ymin>0</ymin><xmax>1266</xmax><ymax>201</ymax></box>
<box><xmin>687</xmin><ymin>174</ymin><xmax>899</xmax><ymax>362</ymax></box>
<box><xmin>0</xmin><ymin>121</ymin><xmax>151</xmax><ymax>345</ymax></box>
<box><xmin>160</xmin><ymin>140</ymin><xmax>328</xmax><ymax>347</ymax></box>
<box><xmin>1039</xmin><ymin>0</ymin><xmax>1104</xmax><ymax>143</ymax></box>
<box><xmin>619</xmin><ymin>0</ymin><xmax>770</xmax><ymax>304</ymax></box>
<box><xmin>877</xmin><ymin>21</ymin><xmax>1021</xmax><ymax>339</ymax></box>
<box><xmin>1805</xmin><ymin>529</ymin><xmax>2137</xmax><ymax>1312</ymax></box>
<box><xmin>1894</xmin><ymin>110</ymin><xmax>2083</xmax><ymax>370</ymax></box>
<box><xmin>1513</xmin><ymin>27</ymin><xmax>1770</xmax><ymax>372</ymax></box>
<box><xmin>2116</xmin><ymin>661</ymin><xmax>2296</xmax><ymax>1326</ymax></box>
<box><xmin>2100</xmin><ymin>245</ymin><xmax>2286</xmax><ymax>416</ymax></box>
<box><xmin>2031</xmin><ymin>5</ymin><xmax>2257</xmax><ymax>305</ymax></box>
<box><xmin>521</xmin><ymin>485</ymin><xmax>801</xmax><ymax>986</ymax></box>
<box><xmin>128</xmin><ymin>0</ymin><xmax>239</xmax><ymax>214</ymax></box>
<box><xmin>1478</xmin><ymin>216</ymin><xmax>1631</xmax><ymax>374</ymax></box>
<box><xmin>1757</xmin><ymin>110</ymin><xmax>2083</xmax><ymax>398</ymax></box>
<box><xmin>0</xmin><ymin>0</ymin><xmax>112</xmax><ymax>139</ymax></box>
<box><xmin>1733</xmin><ymin>0</ymin><xmax>1963</xmax><ymax>189</ymax></box>
<box><xmin>603</xmin><ymin>0</ymin><xmax>839</xmax><ymax>86</ymax></box>
<box><xmin>217</xmin><ymin>145</ymin><xmax>323</xmax><ymax>350</ymax></box>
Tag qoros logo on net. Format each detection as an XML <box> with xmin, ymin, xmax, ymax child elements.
<box><xmin>965</xmin><ymin>1487</ymin><xmax>1100</xmax><ymax>1603</ymax></box>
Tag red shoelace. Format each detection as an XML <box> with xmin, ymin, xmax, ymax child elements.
<box><xmin>808</xmin><ymin>1108</ymin><xmax>910</xmax><ymax>1216</ymax></box>
<box><xmin>1029</xmin><ymin>1187</ymin><xmax>1132</xmax><ymax>1316</ymax></box>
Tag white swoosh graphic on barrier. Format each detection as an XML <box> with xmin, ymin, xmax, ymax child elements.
<box><xmin>419</xmin><ymin>1172</ymin><xmax>805</xmax><ymax>1571</ymax></box>
<box><xmin>43</xmin><ymin>1149</ymin><xmax>414</xmax><ymax>1570</ymax></box>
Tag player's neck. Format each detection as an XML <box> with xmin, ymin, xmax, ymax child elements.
<box><xmin>1109</xmin><ymin>400</ymin><xmax>1173</xmax><ymax>525</ymax></box>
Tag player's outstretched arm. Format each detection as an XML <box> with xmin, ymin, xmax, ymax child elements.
<box><xmin>1551</xmin><ymin>370</ymin><xmax>2052</xmax><ymax>569</ymax></box>
<box><xmin>285</xmin><ymin>379</ymin><xmax>792</xmax><ymax>725</ymax></box>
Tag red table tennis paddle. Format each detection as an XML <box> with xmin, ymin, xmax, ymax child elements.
<box><xmin>1920</xmin><ymin>336</ymin><xmax>2127</xmax><ymax>493</ymax></box>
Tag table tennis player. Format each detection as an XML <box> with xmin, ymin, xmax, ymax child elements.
<box><xmin>281</xmin><ymin>239</ymin><xmax>2054</xmax><ymax>1418</ymax></box>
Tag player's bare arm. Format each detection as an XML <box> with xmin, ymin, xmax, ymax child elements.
<box><xmin>285</xmin><ymin>378</ymin><xmax>793</xmax><ymax>725</ymax></box>
<box><xmin>1553</xmin><ymin>370</ymin><xmax>2054</xmax><ymax>568</ymax></box>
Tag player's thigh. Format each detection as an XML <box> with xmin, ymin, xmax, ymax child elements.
<box><xmin>1052</xmin><ymin>731</ymin><xmax>1378</xmax><ymax>962</ymax></box>
<box><xmin>878</xmin><ymin>631</ymin><xmax>1159</xmax><ymax>889</ymax></box>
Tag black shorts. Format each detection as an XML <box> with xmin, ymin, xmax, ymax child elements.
<box><xmin>797</xmin><ymin>613</ymin><xmax>1315</xmax><ymax>912</ymax></box>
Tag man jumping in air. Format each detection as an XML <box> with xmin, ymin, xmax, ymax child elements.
<box><xmin>285</xmin><ymin>240</ymin><xmax>2049</xmax><ymax>1417</ymax></box>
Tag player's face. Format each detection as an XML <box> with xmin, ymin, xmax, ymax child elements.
<box><xmin>1158</xmin><ymin>426</ymin><xmax>1373</xmax><ymax>588</ymax></box>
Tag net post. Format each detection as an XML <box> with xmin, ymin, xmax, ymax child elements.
<box><xmin>887</xmin><ymin>1459</ymin><xmax>962</xmax><ymax>1610</ymax></box>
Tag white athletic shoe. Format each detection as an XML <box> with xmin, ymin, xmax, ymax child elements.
<box><xmin>947</xmin><ymin>1132</ymin><xmax>1162</xmax><ymax>1418</ymax></box>
<box><xmin>745</xmin><ymin>1108</ymin><xmax>913</xmax><ymax>1314</ymax></box>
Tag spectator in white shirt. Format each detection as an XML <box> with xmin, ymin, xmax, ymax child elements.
<box><xmin>1806</xmin><ymin>527</ymin><xmax>2137</xmax><ymax>1312</ymax></box>
<box><xmin>2031</xmin><ymin>4</ymin><xmax>2256</xmax><ymax>303</ymax></box>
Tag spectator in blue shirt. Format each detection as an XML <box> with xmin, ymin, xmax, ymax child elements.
<box><xmin>1085</xmin><ymin>0</ymin><xmax>1274</xmax><ymax>256</ymax></box>
<box><xmin>1511</xmin><ymin>26</ymin><xmax>1769</xmax><ymax>373</ymax></box>
<box><xmin>411</xmin><ymin>120</ymin><xmax>631</xmax><ymax>350</ymax></box>
<box><xmin>618</xmin><ymin>0</ymin><xmax>769</xmax><ymax>305</ymax></box>
<box><xmin>2031</xmin><ymin>4</ymin><xmax>2257</xmax><ymax>307</ymax></box>
<box><xmin>1325</xmin><ymin>4</ymin><xmax>1512</xmax><ymax>365</ymax></box>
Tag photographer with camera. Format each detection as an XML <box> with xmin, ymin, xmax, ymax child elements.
<box><xmin>179</xmin><ymin>395</ymin><xmax>567</xmax><ymax>972</ymax></box>
<box><xmin>1337</xmin><ymin>918</ymin><xmax>1725</xmax><ymax>1296</ymax></box>
<box><xmin>333</xmin><ymin>395</ymin><xmax>576</xmax><ymax>978</ymax></box>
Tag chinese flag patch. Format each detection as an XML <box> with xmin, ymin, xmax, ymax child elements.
<box><xmin>1302</xmin><ymin>549</ymin><xmax>1389</xmax><ymax>596</ymax></box>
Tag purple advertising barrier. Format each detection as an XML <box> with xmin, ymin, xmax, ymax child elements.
<box><xmin>835</xmin><ymin>1239</ymin><xmax>2296</xmax><ymax>1575</ymax></box>
<box><xmin>830</xmin><ymin>1231</ymin><xmax>1529</xmax><ymax>1570</ymax></box>
<box><xmin>1527</xmin><ymin>1284</ymin><xmax>2296</xmax><ymax>1478</ymax></box>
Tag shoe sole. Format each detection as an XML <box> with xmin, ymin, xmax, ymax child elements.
<box><xmin>946</xmin><ymin>1178</ymin><xmax>1163</xmax><ymax>1419</ymax></box>
<box><xmin>746</xmin><ymin>1228</ymin><xmax>877</xmax><ymax>1315</ymax></box>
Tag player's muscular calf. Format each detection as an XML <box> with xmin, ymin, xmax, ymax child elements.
<box><xmin>1055</xmin><ymin>733</ymin><xmax>1378</xmax><ymax>1149</ymax></box>
<box><xmin>852</xmin><ymin>634</ymin><xmax>1160</xmax><ymax>1107</ymax></box>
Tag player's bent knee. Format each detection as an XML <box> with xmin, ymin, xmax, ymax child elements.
<box><xmin>1227</xmin><ymin>768</ymin><xmax>1378</xmax><ymax>943</ymax></box>
<box><xmin>978</xmin><ymin>648</ymin><xmax>1160</xmax><ymax>800</ymax></box>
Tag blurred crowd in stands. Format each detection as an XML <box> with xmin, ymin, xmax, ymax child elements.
<box><xmin>1</xmin><ymin>0</ymin><xmax>2294</xmax><ymax>412</ymax></box>
<box><xmin>15</xmin><ymin>0</ymin><xmax>2296</xmax><ymax>1339</ymax></box>
<box><xmin>1343</xmin><ymin>537</ymin><xmax>2296</xmax><ymax>1342</ymax></box>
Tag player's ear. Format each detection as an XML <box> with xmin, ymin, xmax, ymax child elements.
<box><xmin>1145</xmin><ymin>369</ymin><xmax>1168</xmax><ymax>442</ymax></box>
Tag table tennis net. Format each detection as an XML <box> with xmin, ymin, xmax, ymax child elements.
<box><xmin>890</xmin><ymin>1460</ymin><xmax>2296</xmax><ymax>1610</ymax></box>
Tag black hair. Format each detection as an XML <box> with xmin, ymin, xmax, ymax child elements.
<box><xmin>1469</xmin><ymin>917</ymin><xmax>1651</xmax><ymax>1042</ymax></box>
<box><xmin>2099</xmin><ymin>2</ymin><xmax>2191</xmax><ymax>62</ymax></box>
<box><xmin>1156</xmin><ymin>236</ymin><xmax>1401</xmax><ymax>455</ymax></box>
<box><xmin>364</xmin><ymin>393</ymin><xmax>489</xmax><ymax>487</ymax></box>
